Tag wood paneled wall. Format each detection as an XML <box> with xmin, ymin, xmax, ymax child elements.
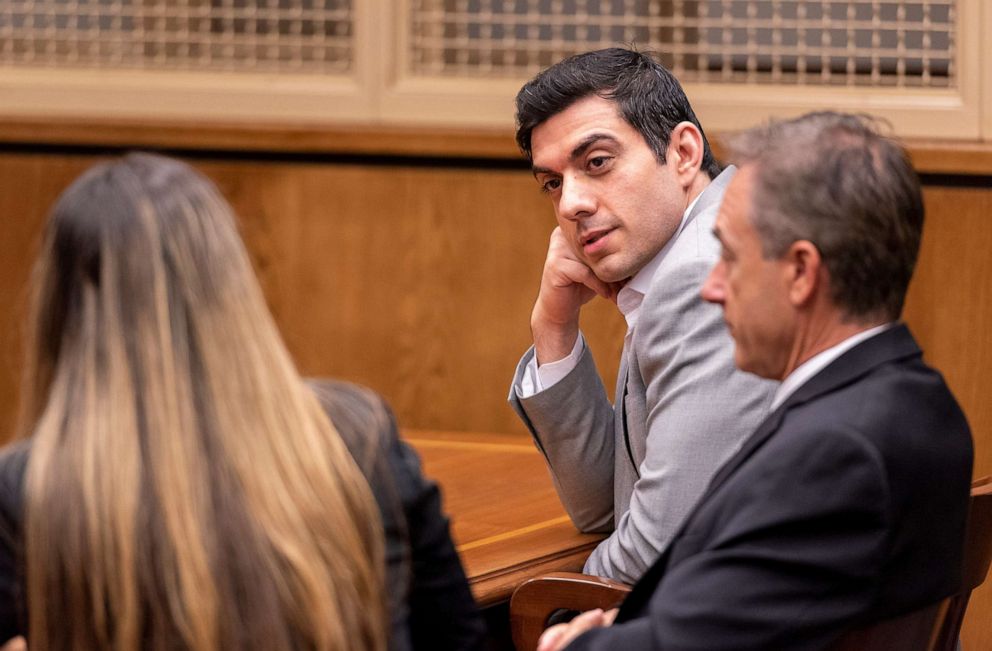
<box><xmin>902</xmin><ymin>183</ymin><xmax>992</xmax><ymax>651</ymax></box>
<box><xmin>0</xmin><ymin>129</ymin><xmax>990</xmax><ymax>647</ymax></box>
<box><xmin>0</xmin><ymin>150</ymin><xmax>628</xmax><ymax>441</ymax></box>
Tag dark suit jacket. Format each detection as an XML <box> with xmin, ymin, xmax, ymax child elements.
<box><xmin>568</xmin><ymin>324</ymin><xmax>973</xmax><ymax>650</ymax></box>
<box><xmin>0</xmin><ymin>380</ymin><xmax>485</xmax><ymax>651</ymax></box>
<box><xmin>308</xmin><ymin>380</ymin><xmax>486</xmax><ymax>651</ymax></box>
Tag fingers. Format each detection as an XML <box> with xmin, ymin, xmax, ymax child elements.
<box><xmin>536</xmin><ymin>623</ymin><xmax>569</xmax><ymax>651</ymax></box>
<box><xmin>544</xmin><ymin>228</ymin><xmax>612</xmax><ymax>301</ymax></box>
<box><xmin>531</xmin><ymin>227</ymin><xmax>614</xmax><ymax>363</ymax></box>
<box><xmin>0</xmin><ymin>637</ymin><xmax>26</xmax><ymax>651</ymax></box>
<box><xmin>554</xmin><ymin>258</ymin><xmax>612</xmax><ymax>301</ymax></box>
<box><xmin>536</xmin><ymin>608</ymin><xmax>608</xmax><ymax>651</ymax></box>
<box><xmin>605</xmin><ymin>282</ymin><xmax>624</xmax><ymax>304</ymax></box>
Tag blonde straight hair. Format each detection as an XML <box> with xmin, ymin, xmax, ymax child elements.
<box><xmin>17</xmin><ymin>154</ymin><xmax>386</xmax><ymax>650</ymax></box>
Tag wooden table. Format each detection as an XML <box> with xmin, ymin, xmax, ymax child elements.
<box><xmin>405</xmin><ymin>430</ymin><xmax>605</xmax><ymax>607</ymax></box>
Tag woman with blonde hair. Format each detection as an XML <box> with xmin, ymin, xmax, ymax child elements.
<box><xmin>0</xmin><ymin>153</ymin><xmax>483</xmax><ymax>650</ymax></box>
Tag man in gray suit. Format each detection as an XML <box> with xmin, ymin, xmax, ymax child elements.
<box><xmin>508</xmin><ymin>48</ymin><xmax>775</xmax><ymax>583</ymax></box>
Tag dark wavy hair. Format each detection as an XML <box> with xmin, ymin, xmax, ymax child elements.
<box><xmin>515</xmin><ymin>47</ymin><xmax>721</xmax><ymax>179</ymax></box>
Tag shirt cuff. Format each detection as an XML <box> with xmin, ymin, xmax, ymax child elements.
<box><xmin>519</xmin><ymin>334</ymin><xmax>584</xmax><ymax>398</ymax></box>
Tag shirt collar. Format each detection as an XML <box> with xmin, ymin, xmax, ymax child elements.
<box><xmin>616</xmin><ymin>193</ymin><xmax>703</xmax><ymax>321</ymax></box>
<box><xmin>770</xmin><ymin>322</ymin><xmax>896</xmax><ymax>411</ymax></box>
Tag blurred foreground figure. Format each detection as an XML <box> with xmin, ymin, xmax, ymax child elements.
<box><xmin>0</xmin><ymin>153</ymin><xmax>484</xmax><ymax>651</ymax></box>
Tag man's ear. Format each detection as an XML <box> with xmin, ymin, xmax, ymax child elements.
<box><xmin>667</xmin><ymin>122</ymin><xmax>704</xmax><ymax>188</ymax></box>
<box><xmin>785</xmin><ymin>240</ymin><xmax>822</xmax><ymax>307</ymax></box>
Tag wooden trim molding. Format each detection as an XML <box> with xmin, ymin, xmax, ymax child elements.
<box><xmin>1</xmin><ymin>118</ymin><xmax>992</xmax><ymax>176</ymax></box>
<box><xmin>903</xmin><ymin>141</ymin><xmax>992</xmax><ymax>176</ymax></box>
<box><xmin>0</xmin><ymin>117</ymin><xmax>520</xmax><ymax>160</ymax></box>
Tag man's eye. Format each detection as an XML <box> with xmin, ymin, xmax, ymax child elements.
<box><xmin>588</xmin><ymin>156</ymin><xmax>613</xmax><ymax>172</ymax></box>
<box><xmin>541</xmin><ymin>178</ymin><xmax>562</xmax><ymax>193</ymax></box>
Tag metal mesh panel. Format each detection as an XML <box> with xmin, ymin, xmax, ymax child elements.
<box><xmin>410</xmin><ymin>1</ymin><xmax>955</xmax><ymax>88</ymax></box>
<box><xmin>0</xmin><ymin>0</ymin><xmax>353</xmax><ymax>73</ymax></box>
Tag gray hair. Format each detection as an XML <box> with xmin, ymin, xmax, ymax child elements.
<box><xmin>724</xmin><ymin>111</ymin><xmax>924</xmax><ymax>321</ymax></box>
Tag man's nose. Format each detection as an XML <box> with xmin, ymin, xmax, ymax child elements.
<box><xmin>557</xmin><ymin>176</ymin><xmax>596</xmax><ymax>221</ymax></box>
<box><xmin>701</xmin><ymin>263</ymin><xmax>726</xmax><ymax>305</ymax></box>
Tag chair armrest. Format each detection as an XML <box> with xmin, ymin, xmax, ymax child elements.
<box><xmin>509</xmin><ymin>572</ymin><xmax>631</xmax><ymax>651</ymax></box>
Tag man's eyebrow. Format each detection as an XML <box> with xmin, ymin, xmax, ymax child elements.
<box><xmin>570</xmin><ymin>133</ymin><xmax>620</xmax><ymax>162</ymax></box>
<box><xmin>531</xmin><ymin>133</ymin><xmax>620</xmax><ymax>177</ymax></box>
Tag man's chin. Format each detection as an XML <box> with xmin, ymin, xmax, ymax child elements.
<box><xmin>589</xmin><ymin>260</ymin><xmax>633</xmax><ymax>285</ymax></box>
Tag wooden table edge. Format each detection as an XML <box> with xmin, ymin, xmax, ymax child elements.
<box><xmin>469</xmin><ymin>542</ymin><xmax>603</xmax><ymax>607</ymax></box>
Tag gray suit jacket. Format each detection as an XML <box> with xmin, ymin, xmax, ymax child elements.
<box><xmin>509</xmin><ymin>167</ymin><xmax>776</xmax><ymax>583</ymax></box>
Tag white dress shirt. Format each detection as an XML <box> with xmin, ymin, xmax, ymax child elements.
<box><xmin>770</xmin><ymin>322</ymin><xmax>896</xmax><ymax>411</ymax></box>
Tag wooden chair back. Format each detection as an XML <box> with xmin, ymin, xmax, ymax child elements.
<box><xmin>826</xmin><ymin>599</ymin><xmax>949</xmax><ymax>651</ymax></box>
<box><xmin>932</xmin><ymin>476</ymin><xmax>992</xmax><ymax>651</ymax></box>
<box><xmin>509</xmin><ymin>572</ymin><xmax>630</xmax><ymax>651</ymax></box>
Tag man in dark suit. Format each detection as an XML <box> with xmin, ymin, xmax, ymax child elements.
<box><xmin>538</xmin><ymin>111</ymin><xmax>974</xmax><ymax>651</ymax></box>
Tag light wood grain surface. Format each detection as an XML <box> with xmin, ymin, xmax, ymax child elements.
<box><xmin>405</xmin><ymin>430</ymin><xmax>603</xmax><ymax>607</ymax></box>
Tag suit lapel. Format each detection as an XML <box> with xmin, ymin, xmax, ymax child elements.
<box><xmin>616</xmin><ymin>345</ymin><xmax>641</xmax><ymax>478</ymax></box>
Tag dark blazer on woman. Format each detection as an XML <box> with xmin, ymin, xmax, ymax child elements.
<box><xmin>0</xmin><ymin>380</ymin><xmax>485</xmax><ymax>651</ymax></box>
<box><xmin>309</xmin><ymin>380</ymin><xmax>485</xmax><ymax>651</ymax></box>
